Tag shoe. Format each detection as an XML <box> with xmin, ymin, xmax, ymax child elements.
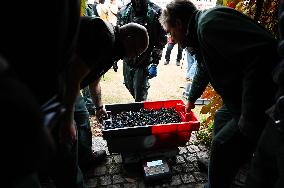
<box><xmin>164</xmin><ymin>60</ymin><xmax>169</xmax><ymax>65</ymax></box>
<box><xmin>197</xmin><ymin>158</ymin><xmax>209</xmax><ymax>174</ymax></box>
<box><xmin>80</xmin><ymin>150</ymin><xmax>107</xmax><ymax>173</ymax></box>
<box><xmin>176</xmin><ymin>61</ymin><xmax>180</xmax><ymax>66</ymax></box>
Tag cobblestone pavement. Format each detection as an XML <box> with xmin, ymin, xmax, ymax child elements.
<box><xmin>86</xmin><ymin>133</ymin><xmax>210</xmax><ymax>188</ymax></box>
<box><xmin>41</xmin><ymin>132</ymin><xmax>248</xmax><ymax>188</ymax></box>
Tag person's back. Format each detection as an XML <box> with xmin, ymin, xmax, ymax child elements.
<box><xmin>244</xmin><ymin>2</ymin><xmax>284</xmax><ymax>187</ymax></box>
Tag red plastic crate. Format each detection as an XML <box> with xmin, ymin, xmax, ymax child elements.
<box><xmin>102</xmin><ymin>100</ymin><xmax>200</xmax><ymax>153</ymax></box>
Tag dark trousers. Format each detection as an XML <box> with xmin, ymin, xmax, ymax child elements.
<box><xmin>244</xmin><ymin>119</ymin><xmax>284</xmax><ymax>188</ymax></box>
<box><xmin>82</xmin><ymin>86</ymin><xmax>95</xmax><ymax>113</ymax></box>
<box><xmin>212</xmin><ymin>105</ymin><xmax>232</xmax><ymax>137</ymax></box>
<box><xmin>46</xmin><ymin>124</ymin><xmax>85</xmax><ymax>188</ymax></box>
<box><xmin>165</xmin><ymin>43</ymin><xmax>183</xmax><ymax>62</ymax></box>
<box><xmin>206</xmin><ymin>105</ymin><xmax>255</xmax><ymax>188</ymax></box>
<box><xmin>123</xmin><ymin>63</ymin><xmax>149</xmax><ymax>102</ymax></box>
<box><xmin>74</xmin><ymin>94</ymin><xmax>93</xmax><ymax>168</ymax></box>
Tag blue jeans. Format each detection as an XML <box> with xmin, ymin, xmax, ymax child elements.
<box><xmin>186</xmin><ymin>52</ymin><xmax>197</xmax><ymax>80</ymax></box>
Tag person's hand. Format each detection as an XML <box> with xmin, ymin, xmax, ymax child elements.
<box><xmin>95</xmin><ymin>107</ymin><xmax>108</xmax><ymax>123</ymax></box>
<box><xmin>148</xmin><ymin>64</ymin><xmax>157</xmax><ymax>79</ymax></box>
<box><xmin>185</xmin><ymin>101</ymin><xmax>195</xmax><ymax>112</ymax></box>
<box><xmin>59</xmin><ymin>112</ymin><xmax>77</xmax><ymax>145</ymax></box>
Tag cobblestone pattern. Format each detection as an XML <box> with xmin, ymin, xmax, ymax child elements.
<box><xmin>42</xmin><ymin>133</ymin><xmax>248</xmax><ymax>188</ymax></box>
<box><xmin>85</xmin><ymin>134</ymin><xmax>210</xmax><ymax>188</ymax></box>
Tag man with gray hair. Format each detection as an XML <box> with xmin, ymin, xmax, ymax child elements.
<box><xmin>160</xmin><ymin>0</ymin><xmax>279</xmax><ymax>187</ymax></box>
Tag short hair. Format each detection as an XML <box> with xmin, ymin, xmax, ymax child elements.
<box><xmin>120</xmin><ymin>22</ymin><xmax>149</xmax><ymax>53</ymax></box>
<box><xmin>160</xmin><ymin>0</ymin><xmax>197</xmax><ymax>29</ymax></box>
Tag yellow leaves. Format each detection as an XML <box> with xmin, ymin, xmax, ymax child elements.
<box><xmin>199</xmin><ymin>85</ymin><xmax>222</xmax><ymax>127</ymax></box>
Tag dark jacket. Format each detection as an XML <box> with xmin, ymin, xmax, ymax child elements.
<box><xmin>187</xmin><ymin>6</ymin><xmax>279</xmax><ymax>140</ymax></box>
<box><xmin>0</xmin><ymin>0</ymin><xmax>80</xmax><ymax>105</ymax></box>
<box><xmin>117</xmin><ymin>1</ymin><xmax>166</xmax><ymax>68</ymax></box>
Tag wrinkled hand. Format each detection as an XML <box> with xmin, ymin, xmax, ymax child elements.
<box><xmin>148</xmin><ymin>64</ymin><xmax>157</xmax><ymax>79</ymax></box>
<box><xmin>185</xmin><ymin>101</ymin><xmax>195</xmax><ymax>112</ymax></box>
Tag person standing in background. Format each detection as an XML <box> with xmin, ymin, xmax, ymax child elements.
<box><xmin>164</xmin><ymin>34</ymin><xmax>183</xmax><ymax>66</ymax></box>
<box><xmin>117</xmin><ymin>0</ymin><xmax>167</xmax><ymax>102</ymax></box>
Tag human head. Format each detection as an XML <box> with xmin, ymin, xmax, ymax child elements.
<box><xmin>118</xmin><ymin>22</ymin><xmax>149</xmax><ymax>59</ymax></box>
<box><xmin>160</xmin><ymin>0</ymin><xmax>197</xmax><ymax>48</ymax></box>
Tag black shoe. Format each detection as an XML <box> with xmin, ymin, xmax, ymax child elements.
<box><xmin>197</xmin><ymin>158</ymin><xmax>209</xmax><ymax>174</ymax></box>
<box><xmin>80</xmin><ymin>150</ymin><xmax>107</xmax><ymax>173</ymax></box>
<box><xmin>176</xmin><ymin>61</ymin><xmax>180</xmax><ymax>66</ymax></box>
<box><xmin>164</xmin><ymin>60</ymin><xmax>169</xmax><ymax>65</ymax></box>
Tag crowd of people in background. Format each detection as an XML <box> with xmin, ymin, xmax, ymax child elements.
<box><xmin>1</xmin><ymin>0</ymin><xmax>284</xmax><ymax>187</ymax></box>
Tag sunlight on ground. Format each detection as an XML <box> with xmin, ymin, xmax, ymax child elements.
<box><xmin>100</xmin><ymin>45</ymin><xmax>206</xmax><ymax>121</ymax></box>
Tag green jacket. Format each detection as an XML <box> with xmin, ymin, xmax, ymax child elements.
<box><xmin>187</xmin><ymin>6</ymin><xmax>279</xmax><ymax>141</ymax></box>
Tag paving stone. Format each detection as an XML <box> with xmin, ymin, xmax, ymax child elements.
<box><xmin>185</xmin><ymin>154</ymin><xmax>197</xmax><ymax>163</ymax></box>
<box><xmin>193</xmin><ymin>172</ymin><xmax>207</xmax><ymax>183</ymax></box>
<box><xmin>178</xmin><ymin>183</ymin><xmax>205</xmax><ymax>188</ymax></box>
<box><xmin>187</xmin><ymin>145</ymin><xmax>200</xmax><ymax>153</ymax></box>
<box><xmin>181</xmin><ymin>163</ymin><xmax>196</xmax><ymax>172</ymax></box>
<box><xmin>100</xmin><ymin>175</ymin><xmax>112</xmax><ymax>186</ymax></box>
<box><xmin>170</xmin><ymin>175</ymin><xmax>182</xmax><ymax>186</ymax></box>
<box><xmin>92</xmin><ymin>137</ymin><xmax>108</xmax><ymax>153</ymax></box>
<box><xmin>198</xmin><ymin>145</ymin><xmax>209</xmax><ymax>152</ymax></box>
<box><xmin>85</xmin><ymin>178</ymin><xmax>98</xmax><ymax>188</ymax></box>
<box><xmin>196</xmin><ymin>151</ymin><xmax>209</xmax><ymax>160</ymax></box>
<box><xmin>154</xmin><ymin>185</ymin><xmax>176</xmax><ymax>188</ymax></box>
<box><xmin>106</xmin><ymin>156</ymin><xmax>114</xmax><ymax>165</ymax></box>
<box><xmin>108</xmin><ymin>164</ymin><xmax>122</xmax><ymax>174</ymax></box>
<box><xmin>181</xmin><ymin>174</ymin><xmax>196</xmax><ymax>184</ymax></box>
<box><xmin>92</xmin><ymin>165</ymin><xmax>107</xmax><ymax>176</ymax></box>
<box><xmin>123</xmin><ymin>183</ymin><xmax>138</xmax><ymax>188</ymax></box>
<box><xmin>107</xmin><ymin>184</ymin><xmax>122</xmax><ymax>188</ymax></box>
<box><xmin>137</xmin><ymin>181</ymin><xmax>147</xmax><ymax>188</ymax></box>
<box><xmin>178</xmin><ymin>147</ymin><xmax>188</xmax><ymax>154</ymax></box>
<box><xmin>176</xmin><ymin>155</ymin><xmax>185</xmax><ymax>164</ymax></box>
<box><xmin>113</xmin><ymin>154</ymin><xmax>123</xmax><ymax>164</ymax></box>
<box><xmin>112</xmin><ymin>174</ymin><xmax>125</xmax><ymax>184</ymax></box>
<box><xmin>172</xmin><ymin>164</ymin><xmax>183</xmax><ymax>173</ymax></box>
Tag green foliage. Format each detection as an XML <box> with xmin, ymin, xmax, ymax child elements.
<box><xmin>195</xmin><ymin>118</ymin><xmax>214</xmax><ymax>147</ymax></box>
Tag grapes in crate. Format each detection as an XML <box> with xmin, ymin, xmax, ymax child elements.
<box><xmin>104</xmin><ymin>107</ymin><xmax>181</xmax><ymax>130</ymax></box>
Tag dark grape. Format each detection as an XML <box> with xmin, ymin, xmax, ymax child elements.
<box><xmin>103</xmin><ymin>107</ymin><xmax>181</xmax><ymax>130</ymax></box>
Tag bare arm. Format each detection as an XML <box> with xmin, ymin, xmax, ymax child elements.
<box><xmin>61</xmin><ymin>54</ymin><xmax>91</xmax><ymax>144</ymax></box>
<box><xmin>89</xmin><ymin>77</ymin><xmax>107</xmax><ymax>120</ymax></box>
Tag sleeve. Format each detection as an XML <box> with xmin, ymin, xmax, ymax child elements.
<box><xmin>116</xmin><ymin>5</ymin><xmax>127</xmax><ymax>26</ymax></box>
<box><xmin>187</xmin><ymin>54</ymin><xmax>210</xmax><ymax>103</ymax></box>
